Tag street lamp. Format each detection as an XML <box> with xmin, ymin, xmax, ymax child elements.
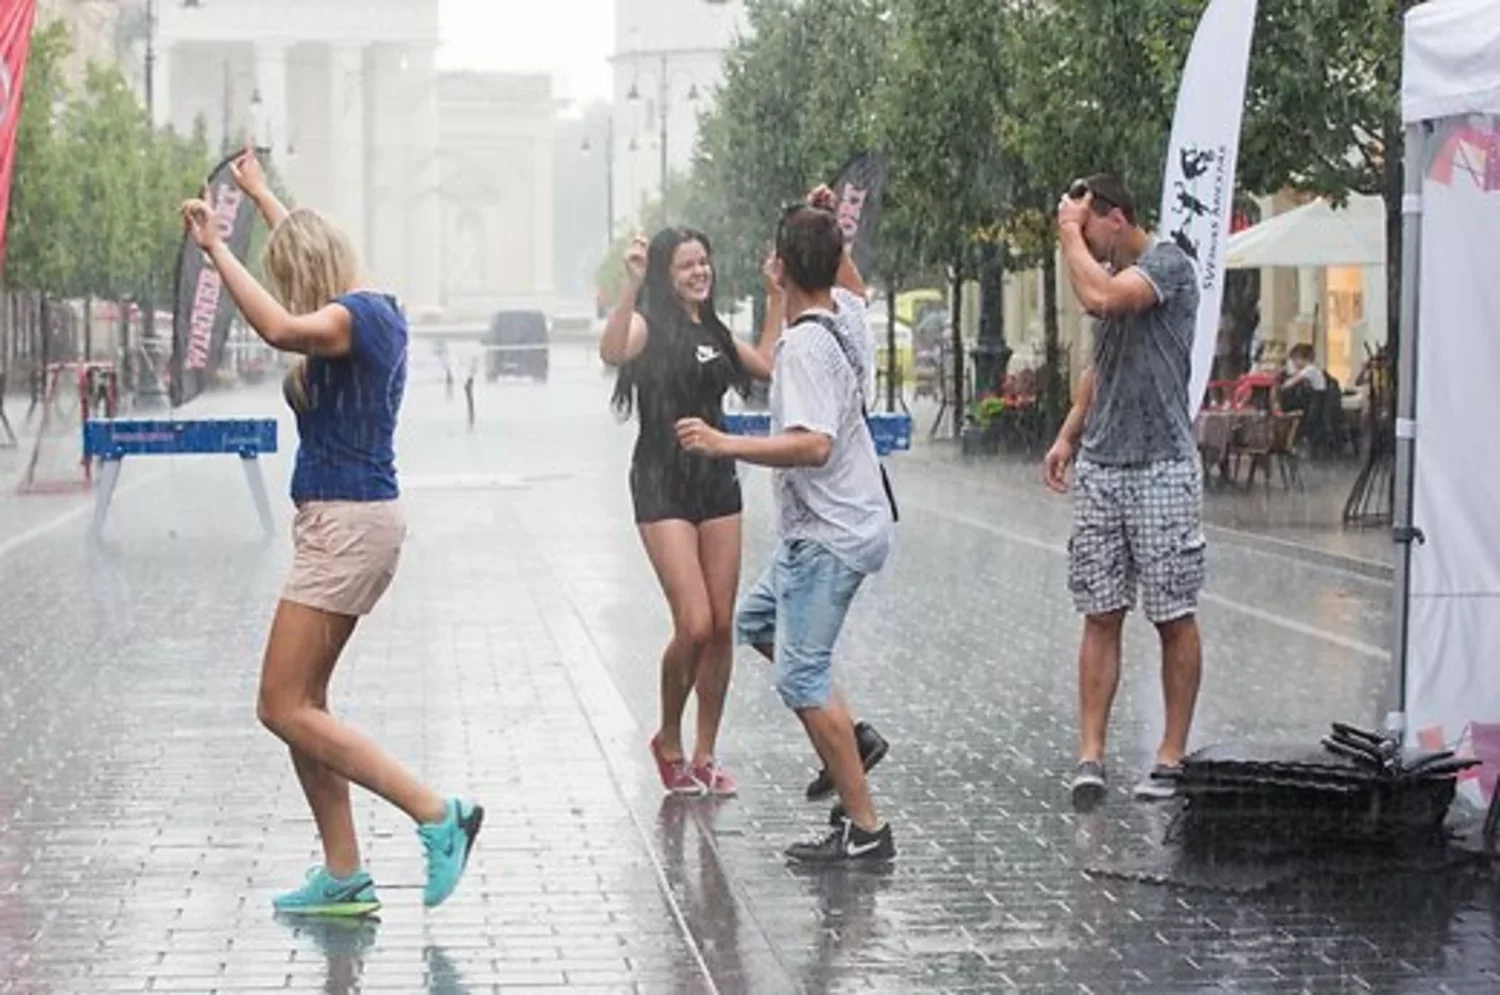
<box><xmin>626</xmin><ymin>53</ymin><xmax>700</xmax><ymax>227</ymax></box>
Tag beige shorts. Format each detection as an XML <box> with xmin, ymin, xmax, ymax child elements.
<box><xmin>281</xmin><ymin>500</ymin><xmax>406</xmax><ymax>617</ymax></box>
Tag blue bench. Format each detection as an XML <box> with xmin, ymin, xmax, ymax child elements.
<box><xmin>721</xmin><ymin>410</ymin><xmax>913</xmax><ymax>456</ymax></box>
<box><xmin>83</xmin><ymin>418</ymin><xmax>279</xmax><ymax>539</ymax></box>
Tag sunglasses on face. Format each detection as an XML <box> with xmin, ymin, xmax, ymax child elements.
<box><xmin>1066</xmin><ymin>179</ymin><xmax>1118</xmax><ymax>215</ymax></box>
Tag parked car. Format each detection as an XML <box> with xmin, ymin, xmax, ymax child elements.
<box><xmin>483</xmin><ymin>310</ymin><xmax>549</xmax><ymax>382</ymax></box>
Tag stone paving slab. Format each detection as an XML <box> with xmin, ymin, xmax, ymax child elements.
<box><xmin>3</xmin><ymin>346</ymin><xmax>1497</xmax><ymax>994</ymax></box>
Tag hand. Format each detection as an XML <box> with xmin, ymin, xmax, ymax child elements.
<box><xmin>761</xmin><ymin>247</ymin><xmax>783</xmax><ymax>296</ymax></box>
<box><xmin>1057</xmin><ymin>190</ymin><xmax>1091</xmax><ymax>233</ymax></box>
<box><xmin>623</xmin><ymin>233</ymin><xmax>648</xmax><ymax>284</ymax></box>
<box><xmin>181</xmin><ymin>192</ymin><xmax>221</xmax><ymax>251</ymax></box>
<box><xmin>1043</xmin><ymin>437</ymin><xmax>1075</xmax><ymax>494</ymax></box>
<box><xmin>230</xmin><ymin>142</ymin><xmax>268</xmax><ymax>199</ymax></box>
<box><xmin>676</xmin><ymin>417</ymin><xmax>731</xmax><ymax>457</ymax></box>
<box><xmin>807</xmin><ymin>183</ymin><xmax>837</xmax><ymax>211</ymax></box>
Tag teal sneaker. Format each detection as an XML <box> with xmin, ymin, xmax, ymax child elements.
<box><xmin>272</xmin><ymin>867</ymin><xmax>380</xmax><ymax>917</ymax></box>
<box><xmin>418</xmin><ymin>798</ymin><xmax>484</xmax><ymax>908</ymax></box>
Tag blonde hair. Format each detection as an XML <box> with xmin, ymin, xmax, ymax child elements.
<box><xmin>263</xmin><ymin>208</ymin><xmax>360</xmax><ymax>316</ymax></box>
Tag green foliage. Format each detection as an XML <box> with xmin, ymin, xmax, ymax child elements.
<box><xmin>5</xmin><ymin>18</ymin><xmax>215</xmax><ymax>305</ymax></box>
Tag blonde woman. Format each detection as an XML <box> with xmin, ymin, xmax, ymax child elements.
<box><xmin>180</xmin><ymin>146</ymin><xmax>482</xmax><ymax>917</ymax></box>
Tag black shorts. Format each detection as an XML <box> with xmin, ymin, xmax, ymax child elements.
<box><xmin>630</xmin><ymin>458</ymin><xmax>742</xmax><ymax>525</ymax></box>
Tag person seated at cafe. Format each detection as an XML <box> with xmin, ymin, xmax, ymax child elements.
<box><xmin>1280</xmin><ymin>343</ymin><xmax>1327</xmax><ymax>416</ymax></box>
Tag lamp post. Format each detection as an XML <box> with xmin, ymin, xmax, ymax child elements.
<box><xmin>626</xmin><ymin>53</ymin><xmax>699</xmax><ymax>228</ymax></box>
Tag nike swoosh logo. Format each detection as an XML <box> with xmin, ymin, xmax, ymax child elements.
<box><xmin>696</xmin><ymin>346</ymin><xmax>721</xmax><ymax>364</ymax></box>
<box><xmin>845</xmin><ymin>840</ymin><xmax>882</xmax><ymax>857</ymax></box>
<box><xmin>328</xmin><ymin>882</ymin><xmax>370</xmax><ymax>903</ymax></box>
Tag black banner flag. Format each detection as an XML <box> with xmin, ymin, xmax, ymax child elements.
<box><xmin>830</xmin><ymin>152</ymin><xmax>890</xmax><ymax>277</ymax></box>
<box><xmin>170</xmin><ymin>150</ymin><xmax>261</xmax><ymax>406</ymax></box>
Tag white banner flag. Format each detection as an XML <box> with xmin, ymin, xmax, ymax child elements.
<box><xmin>1159</xmin><ymin>0</ymin><xmax>1259</xmax><ymax>413</ymax></box>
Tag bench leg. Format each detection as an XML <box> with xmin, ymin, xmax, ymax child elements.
<box><xmin>91</xmin><ymin>458</ymin><xmax>123</xmax><ymax>540</ymax></box>
<box><xmin>240</xmin><ymin>455</ymin><xmax>275</xmax><ymax>537</ymax></box>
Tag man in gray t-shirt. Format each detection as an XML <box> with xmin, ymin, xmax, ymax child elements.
<box><xmin>1042</xmin><ymin>174</ymin><xmax>1206</xmax><ymax>812</ymax></box>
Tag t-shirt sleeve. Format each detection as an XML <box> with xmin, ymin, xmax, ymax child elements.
<box><xmin>1134</xmin><ymin>246</ymin><xmax>1196</xmax><ymax>307</ymax></box>
<box><xmin>778</xmin><ymin>336</ymin><xmax>840</xmax><ymax>439</ymax></box>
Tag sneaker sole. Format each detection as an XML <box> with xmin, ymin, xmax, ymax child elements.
<box><xmin>273</xmin><ymin>900</ymin><xmax>382</xmax><ymax>918</ymax></box>
<box><xmin>806</xmin><ymin>738</ymin><xmax>891</xmax><ymax>802</ymax></box>
<box><xmin>1071</xmin><ymin>780</ymin><xmax>1107</xmax><ymax>811</ymax></box>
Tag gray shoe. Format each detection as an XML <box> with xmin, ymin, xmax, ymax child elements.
<box><xmin>1133</xmin><ymin>763</ymin><xmax>1182</xmax><ymax>801</ymax></box>
<box><xmin>1070</xmin><ymin>760</ymin><xmax>1107</xmax><ymax>811</ymax></box>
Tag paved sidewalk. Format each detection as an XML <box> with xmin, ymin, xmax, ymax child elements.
<box><xmin>2</xmin><ymin>346</ymin><xmax>1496</xmax><ymax>993</ymax></box>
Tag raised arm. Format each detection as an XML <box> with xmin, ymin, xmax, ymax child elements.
<box><xmin>1057</xmin><ymin>192</ymin><xmax>1157</xmax><ymax>319</ymax></box>
<box><xmin>733</xmin><ymin>249</ymin><xmax>785</xmax><ymax>381</ymax></box>
<box><xmin>230</xmin><ymin>144</ymin><xmax>289</xmax><ymax>230</ymax></box>
<box><xmin>600</xmin><ymin>234</ymin><xmax>650</xmax><ymax>366</ymax></box>
<box><xmin>182</xmin><ymin>196</ymin><xmax>351</xmax><ymax>358</ymax></box>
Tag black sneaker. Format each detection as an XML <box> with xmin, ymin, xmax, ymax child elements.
<box><xmin>1070</xmin><ymin>760</ymin><xmax>1107</xmax><ymax>811</ymax></box>
<box><xmin>806</xmin><ymin>722</ymin><xmax>890</xmax><ymax>801</ymax></box>
<box><xmin>786</xmin><ymin>818</ymin><xmax>896</xmax><ymax>865</ymax></box>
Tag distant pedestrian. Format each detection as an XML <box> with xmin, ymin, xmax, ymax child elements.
<box><xmin>1043</xmin><ymin>174</ymin><xmax>1205</xmax><ymax>810</ymax></box>
<box><xmin>463</xmin><ymin>363</ymin><xmax>475</xmax><ymax>429</ymax></box>
<box><xmin>180</xmin><ymin>143</ymin><xmax>483</xmax><ymax>918</ymax></box>
<box><xmin>599</xmin><ymin>226</ymin><xmax>776</xmax><ymax>797</ymax></box>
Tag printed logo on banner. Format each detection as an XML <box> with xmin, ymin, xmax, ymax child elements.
<box><xmin>1428</xmin><ymin>119</ymin><xmax>1500</xmax><ymax>191</ymax></box>
<box><xmin>1165</xmin><ymin>144</ymin><xmax>1230</xmax><ymax>293</ymax></box>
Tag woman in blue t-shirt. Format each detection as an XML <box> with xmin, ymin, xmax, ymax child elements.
<box><xmin>180</xmin><ymin>146</ymin><xmax>481</xmax><ymax>918</ymax></box>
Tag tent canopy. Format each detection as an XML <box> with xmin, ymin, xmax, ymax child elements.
<box><xmin>1403</xmin><ymin>0</ymin><xmax>1500</xmax><ymax>123</ymax></box>
<box><xmin>1224</xmin><ymin>194</ymin><xmax>1385</xmax><ymax>269</ymax></box>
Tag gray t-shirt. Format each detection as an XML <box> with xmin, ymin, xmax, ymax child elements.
<box><xmin>1081</xmin><ymin>241</ymin><xmax>1200</xmax><ymax>466</ymax></box>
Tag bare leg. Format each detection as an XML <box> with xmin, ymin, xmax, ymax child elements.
<box><xmin>1156</xmin><ymin>615</ymin><xmax>1202</xmax><ymax>766</ymax></box>
<box><xmin>692</xmin><ymin>514</ymin><xmax>741</xmax><ymax>767</ymax></box>
<box><xmin>1078</xmin><ymin>611</ymin><xmax>1126</xmax><ymax>762</ymax></box>
<box><xmin>258</xmin><ymin>600</ymin><xmax>447</xmax><ymax>828</ymax></box>
<box><xmin>799</xmin><ymin>702</ymin><xmax>878</xmax><ymax>831</ymax></box>
<box><xmin>638</xmin><ymin>521</ymin><xmax>713</xmax><ymax>762</ymax></box>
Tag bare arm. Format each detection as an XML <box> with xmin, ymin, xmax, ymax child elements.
<box><xmin>724</xmin><ymin>428</ymin><xmax>832</xmax><ymax>468</ymax></box>
<box><xmin>230</xmin><ymin>145</ymin><xmax>289</xmax><ymax>229</ymax></box>
<box><xmin>1057</xmin><ymin>224</ymin><xmax>1158</xmax><ymax>318</ymax></box>
<box><xmin>249</xmin><ymin>188</ymin><xmax>290</xmax><ymax>229</ymax></box>
<box><xmin>1056</xmin><ymin>366</ymin><xmax>1096</xmax><ymax>448</ymax></box>
<box><xmin>206</xmin><ymin>241</ymin><xmax>352</xmax><ymax>357</ymax></box>
<box><xmin>734</xmin><ymin>281</ymin><xmax>786</xmax><ymax>381</ymax></box>
<box><xmin>835</xmin><ymin>245</ymin><xmax>868</xmax><ymax>301</ymax></box>
<box><xmin>599</xmin><ymin>281</ymin><xmax>648</xmax><ymax>366</ymax></box>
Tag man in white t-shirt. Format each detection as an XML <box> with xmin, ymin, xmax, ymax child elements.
<box><xmin>676</xmin><ymin>194</ymin><xmax>896</xmax><ymax>865</ymax></box>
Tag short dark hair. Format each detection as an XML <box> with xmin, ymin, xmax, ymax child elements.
<box><xmin>1083</xmin><ymin>173</ymin><xmax>1137</xmax><ymax>226</ymax></box>
<box><xmin>775</xmin><ymin>206</ymin><xmax>844</xmax><ymax>291</ymax></box>
<box><xmin>1289</xmin><ymin>343</ymin><xmax>1316</xmax><ymax>362</ymax></box>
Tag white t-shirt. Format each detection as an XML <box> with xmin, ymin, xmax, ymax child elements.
<box><xmin>771</xmin><ymin>288</ymin><xmax>893</xmax><ymax>576</ymax></box>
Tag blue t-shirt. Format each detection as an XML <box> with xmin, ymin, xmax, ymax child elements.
<box><xmin>289</xmin><ymin>291</ymin><xmax>407</xmax><ymax>503</ymax></box>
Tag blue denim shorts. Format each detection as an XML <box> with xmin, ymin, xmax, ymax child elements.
<box><xmin>735</xmin><ymin>539</ymin><xmax>865</xmax><ymax>711</ymax></box>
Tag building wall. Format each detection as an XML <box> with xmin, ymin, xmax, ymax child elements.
<box><xmin>36</xmin><ymin>0</ymin><xmax>124</xmax><ymax>90</ymax></box>
<box><xmin>153</xmin><ymin>0</ymin><xmax>443</xmax><ymax>315</ymax></box>
<box><xmin>437</xmin><ymin>72</ymin><xmax>556</xmax><ymax>320</ymax></box>
<box><xmin>610</xmin><ymin>0</ymin><xmax>746</xmax><ymax>232</ymax></box>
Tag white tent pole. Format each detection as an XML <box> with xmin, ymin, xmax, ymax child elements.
<box><xmin>1386</xmin><ymin>121</ymin><xmax>1427</xmax><ymax>739</ymax></box>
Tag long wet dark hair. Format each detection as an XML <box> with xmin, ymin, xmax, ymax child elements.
<box><xmin>611</xmin><ymin>227</ymin><xmax>750</xmax><ymax>418</ymax></box>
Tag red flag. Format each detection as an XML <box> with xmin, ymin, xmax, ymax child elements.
<box><xmin>0</xmin><ymin>0</ymin><xmax>39</xmax><ymax>278</ymax></box>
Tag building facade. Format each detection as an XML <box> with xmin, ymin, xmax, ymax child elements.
<box><xmin>610</xmin><ymin>0</ymin><xmax>746</xmax><ymax>233</ymax></box>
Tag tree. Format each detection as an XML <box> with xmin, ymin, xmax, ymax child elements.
<box><xmin>7</xmin><ymin>21</ymin><xmax>80</xmax><ymax>299</ymax></box>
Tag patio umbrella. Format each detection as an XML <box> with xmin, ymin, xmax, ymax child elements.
<box><xmin>1224</xmin><ymin>194</ymin><xmax>1386</xmax><ymax>269</ymax></box>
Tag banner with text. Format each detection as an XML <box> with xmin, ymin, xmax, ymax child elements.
<box><xmin>170</xmin><ymin>152</ymin><xmax>259</xmax><ymax>406</ymax></box>
<box><xmin>1158</xmin><ymin>0</ymin><xmax>1258</xmax><ymax>412</ymax></box>
<box><xmin>0</xmin><ymin>0</ymin><xmax>39</xmax><ymax>278</ymax></box>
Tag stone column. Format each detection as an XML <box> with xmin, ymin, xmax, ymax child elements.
<box><xmin>151</xmin><ymin>43</ymin><xmax>173</xmax><ymax>130</ymax></box>
<box><xmin>403</xmin><ymin>43</ymin><xmax>442</xmax><ymax>318</ymax></box>
<box><xmin>254</xmin><ymin>42</ymin><xmax>290</xmax><ymax>166</ymax></box>
<box><xmin>328</xmin><ymin>43</ymin><xmax>367</xmax><ymax>260</ymax></box>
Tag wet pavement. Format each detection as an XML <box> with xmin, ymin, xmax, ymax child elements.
<box><xmin>3</xmin><ymin>343</ymin><xmax>1497</xmax><ymax>993</ymax></box>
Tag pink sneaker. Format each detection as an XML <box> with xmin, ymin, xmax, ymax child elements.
<box><xmin>650</xmin><ymin>736</ymin><xmax>705</xmax><ymax>796</ymax></box>
<box><xmin>693</xmin><ymin>761</ymin><xmax>739</xmax><ymax>798</ymax></box>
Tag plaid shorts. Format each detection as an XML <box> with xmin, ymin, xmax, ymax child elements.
<box><xmin>1068</xmin><ymin>458</ymin><xmax>1206</xmax><ymax>623</ymax></box>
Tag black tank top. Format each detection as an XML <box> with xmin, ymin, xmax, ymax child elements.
<box><xmin>632</xmin><ymin>315</ymin><xmax>739</xmax><ymax>473</ymax></box>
